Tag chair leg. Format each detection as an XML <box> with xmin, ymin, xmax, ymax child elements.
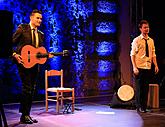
<box><xmin>56</xmin><ymin>91</ymin><xmax>59</xmax><ymax>113</ymax></box>
<box><xmin>61</xmin><ymin>94</ymin><xmax>63</xmax><ymax>109</ymax></box>
<box><xmin>72</xmin><ymin>89</ymin><xmax>75</xmax><ymax>112</ymax></box>
<box><xmin>45</xmin><ymin>92</ymin><xmax>48</xmax><ymax>111</ymax></box>
<box><xmin>46</xmin><ymin>99</ymin><xmax>48</xmax><ymax>111</ymax></box>
<box><xmin>72</xmin><ymin>103</ymin><xmax>74</xmax><ymax>113</ymax></box>
<box><xmin>58</xmin><ymin>92</ymin><xmax>62</xmax><ymax>109</ymax></box>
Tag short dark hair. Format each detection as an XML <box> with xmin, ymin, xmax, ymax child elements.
<box><xmin>30</xmin><ymin>9</ymin><xmax>42</xmax><ymax>16</ymax></box>
<box><xmin>138</xmin><ymin>20</ymin><xmax>149</xmax><ymax>28</ymax></box>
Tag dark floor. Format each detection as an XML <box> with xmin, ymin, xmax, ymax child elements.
<box><xmin>1</xmin><ymin>99</ymin><xmax>165</xmax><ymax>127</ymax></box>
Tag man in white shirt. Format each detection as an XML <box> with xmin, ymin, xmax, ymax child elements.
<box><xmin>130</xmin><ymin>20</ymin><xmax>159</xmax><ymax>113</ymax></box>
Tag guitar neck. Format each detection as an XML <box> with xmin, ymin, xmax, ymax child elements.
<box><xmin>36</xmin><ymin>53</ymin><xmax>49</xmax><ymax>58</ymax></box>
<box><xmin>51</xmin><ymin>50</ymin><xmax>69</xmax><ymax>56</ymax></box>
<box><xmin>36</xmin><ymin>52</ymin><xmax>66</xmax><ymax>58</ymax></box>
<box><xmin>51</xmin><ymin>52</ymin><xmax>64</xmax><ymax>56</ymax></box>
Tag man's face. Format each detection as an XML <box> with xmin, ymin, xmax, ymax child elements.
<box><xmin>140</xmin><ymin>23</ymin><xmax>149</xmax><ymax>34</ymax></box>
<box><xmin>30</xmin><ymin>13</ymin><xmax>42</xmax><ymax>28</ymax></box>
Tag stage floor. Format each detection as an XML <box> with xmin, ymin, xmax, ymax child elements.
<box><xmin>2</xmin><ymin>100</ymin><xmax>165</xmax><ymax>127</ymax></box>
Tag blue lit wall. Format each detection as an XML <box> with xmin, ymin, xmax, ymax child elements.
<box><xmin>85</xmin><ymin>0</ymin><xmax>120</xmax><ymax>95</ymax></box>
<box><xmin>0</xmin><ymin>0</ymin><xmax>120</xmax><ymax>103</ymax></box>
<box><xmin>96</xmin><ymin>41</ymin><xmax>117</xmax><ymax>56</ymax></box>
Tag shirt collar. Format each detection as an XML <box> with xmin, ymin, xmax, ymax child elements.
<box><xmin>29</xmin><ymin>22</ymin><xmax>37</xmax><ymax>31</ymax></box>
<box><xmin>140</xmin><ymin>34</ymin><xmax>149</xmax><ymax>40</ymax></box>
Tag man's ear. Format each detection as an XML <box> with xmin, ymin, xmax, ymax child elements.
<box><xmin>30</xmin><ymin>16</ymin><xmax>32</xmax><ymax>20</ymax></box>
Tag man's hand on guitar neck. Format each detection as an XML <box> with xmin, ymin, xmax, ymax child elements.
<box><xmin>13</xmin><ymin>53</ymin><xmax>24</xmax><ymax>64</ymax></box>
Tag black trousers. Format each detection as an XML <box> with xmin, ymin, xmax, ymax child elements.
<box><xmin>134</xmin><ymin>69</ymin><xmax>152</xmax><ymax>110</ymax></box>
<box><xmin>18</xmin><ymin>64</ymin><xmax>39</xmax><ymax>116</ymax></box>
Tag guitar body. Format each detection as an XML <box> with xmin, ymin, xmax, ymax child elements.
<box><xmin>21</xmin><ymin>45</ymin><xmax>47</xmax><ymax>68</ymax></box>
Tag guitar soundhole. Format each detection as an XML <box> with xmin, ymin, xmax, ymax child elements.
<box><xmin>28</xmin><ymin>51</ymin><xmax>30</xmax><ymax>62</ymax></box>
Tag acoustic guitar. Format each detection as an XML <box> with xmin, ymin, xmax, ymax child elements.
<box><xmin>21</xmin><ymin>45</ymin><xmax>69</xmax><ymax>68</ymax></box>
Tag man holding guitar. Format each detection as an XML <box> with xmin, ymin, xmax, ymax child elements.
<box><xmin>12</xmin><ymin>9</ymin><xmax>51</xmax><ymax>124</ymax></box>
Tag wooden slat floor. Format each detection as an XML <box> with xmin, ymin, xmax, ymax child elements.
<box><xmin>2</xmin><ymin>100</ymin><xmax>165</xmax><ymax>127</ymax></box>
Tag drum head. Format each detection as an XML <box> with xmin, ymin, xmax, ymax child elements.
<box><xmin>117</xmin><ymin>85</ymin><xmax>134</xmax><ymax>101</ymax></box>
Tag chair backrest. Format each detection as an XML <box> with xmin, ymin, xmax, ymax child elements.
<box><xmin>45</xmin><ymin>69</ymin><xmax>64</xmax><ymax>88</ymax></box>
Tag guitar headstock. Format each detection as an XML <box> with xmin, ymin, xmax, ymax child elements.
<box><xmin>63</xmin><ymin>50</ymin><xmax>69</xmax><ymax>56</ymax></box>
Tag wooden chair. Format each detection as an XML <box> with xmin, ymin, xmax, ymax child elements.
<box><xmin>45</xmin><ymin>69</ymin><xmax>75</xmax><ymax>113</ymax></box>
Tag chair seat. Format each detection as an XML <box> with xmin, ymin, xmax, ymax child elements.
<box><xmin>47</xmin><ymin>87</ymin><xmax>73</xmax><ymax>92</ymax></box>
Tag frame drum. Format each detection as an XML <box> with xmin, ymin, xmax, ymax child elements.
<box><xmin>117</xmin><ymin>85</ymin><xmax>134</xmax><ymax>101</ymax></box>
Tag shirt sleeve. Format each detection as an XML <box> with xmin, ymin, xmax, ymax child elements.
<box><xmin>151</xmin><ymin>40</ymin><xmax>156</xmax><ymax>57</ymax></box>
<box><xmin>12</xmin><ymin>25</ymin><xmax>23</xmax><ymax>44</ymax></box>
<box><xmin>12</xmin><ymin>25</ymin><xmax>23</xmax><ymax>53</ymax></box>
<box><xmin>130</xmin><ymin>38</ymin><xmax>138</xmax><ymax>56</ymax></box>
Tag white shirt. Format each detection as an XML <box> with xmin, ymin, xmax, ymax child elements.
<box><xmin>130</xmin><ymin>34</ymin><xmax>156</xmax><ymax>69</ymax></box>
